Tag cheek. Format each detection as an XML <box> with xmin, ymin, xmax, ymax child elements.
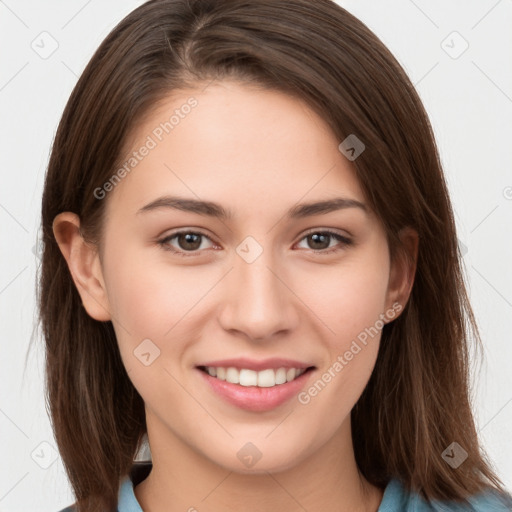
<box><xmin>299</xmin><ymin>249</ymin><xmax>390</xmax><ymax>401</ymax></box>
<box><xmin>104</xmin><ymin>248</ymin><xmax>214</xmax><ymax>338</ymax></box>
<box><xmin>102</xmin><ymin>245</ymin><xmax>227</xmax><ymax>385</ymax></box>
<box><xmin>337</xmin><ymin>268</ymin><xmax>388</xmax><ymax>335</ymax></box>
<box><xmin>301</xmin><ymin>251</ymin><xmax>390</xmax><ymax>345</ymax></box>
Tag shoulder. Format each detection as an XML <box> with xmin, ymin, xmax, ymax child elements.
<box><xmin>56</xmin><ymin>461</ymin><xmax>152</xmax><ymax>512</ymax></box>
<box><xmin>462</xmin><ymin>489</ymin><xmax>512</xmax><ymax>511</ymax></box>
<box><xmin>380</xmin><ymin>478</ymin><xmax>512</xmax><ymax>511</ymax></box>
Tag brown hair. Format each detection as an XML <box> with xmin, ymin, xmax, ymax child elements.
<box><xmin>37</xmin><ymin>0</ymin><xmax>510</xmax><ymax>510</ymax></box>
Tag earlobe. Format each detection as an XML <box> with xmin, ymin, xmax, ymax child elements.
<box><xmin>52</xmin><ymin>212</ymin><xmax>111</xmax><ymax>321</ymax></box>
<box><xmin>385</xmin><ymin>227</ymin><xmax>419</xmax><ymax>320</ymax></box>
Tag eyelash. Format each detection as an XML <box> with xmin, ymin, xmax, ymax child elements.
<box><xmin>157</xmin><ymin>229</ymin><xmax>353</xmax><ymax>258</ymax></box>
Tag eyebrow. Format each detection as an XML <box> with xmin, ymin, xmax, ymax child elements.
<box><xmin>136</xmin><ymin>195</ymin><xmax>367</xmax><ymax>220</ymax></box>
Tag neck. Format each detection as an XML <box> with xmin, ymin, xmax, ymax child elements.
<box><xmin>135</xmin><ymin>413</ymin><xmax>383</xmax><ymax>512</ymax></box>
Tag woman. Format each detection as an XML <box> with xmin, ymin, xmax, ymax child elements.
<box><xmin>40</xmin><ymin>0</ymin><xmax>512</xmax><ymax>510</ymax></box>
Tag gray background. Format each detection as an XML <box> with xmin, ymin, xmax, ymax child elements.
<box><xmin>1</xmin><ymin>1</ymin><xmax>511</xmax><ymax>510</ymax></box>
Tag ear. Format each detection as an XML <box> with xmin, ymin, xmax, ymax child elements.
<box><xmin>52</xmin><ymin>212</ymin><xmax>111</xmax><ymax>321</ymax></box>
<box><xmin>384</xmin><ymin>227</ymin><xmax>418</xmax><ymax>320</ymax></box>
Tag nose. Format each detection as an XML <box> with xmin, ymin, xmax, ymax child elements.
<box><xmin>217</xmin><ymin>246</ymin><xmax>299</xmax><ymax>342</ymax></box>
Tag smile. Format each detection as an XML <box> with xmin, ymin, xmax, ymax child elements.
<box><xmin>197</xmin><ymin>363</ymin><xmax>316</xmax><ymax>412</ymax></box>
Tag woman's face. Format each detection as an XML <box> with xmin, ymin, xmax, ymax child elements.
<box><xmin>80</xmin><ymin>81</ymin><xmax>411</xmax><ymax>473</ymax></box>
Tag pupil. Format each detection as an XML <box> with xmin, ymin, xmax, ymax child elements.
<box><xmin>180</xmin><ymin>233</ymin><xmax>201</xmax><ymax>250</ymax></box>
<box><xmin>310</xmin><ymin>233</ymin><xmax>329</xmax><ymax>250</ymax></box>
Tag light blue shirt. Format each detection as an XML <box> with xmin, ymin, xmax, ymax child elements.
<box><xmin>116</xmin><ymin>464</ymin><xmax>512</xmax><ymax>511</ymax></box>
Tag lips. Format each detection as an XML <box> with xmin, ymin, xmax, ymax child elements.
<box><xmin>196</xmin><ymin>358</ymin><xmax>316</xmax><ymax>412</ymax></box>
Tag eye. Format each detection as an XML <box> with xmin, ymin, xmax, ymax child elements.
<box><xmin>158</xmin><ymin>230</ymin><xmax>217</xmax><ymax>257</ymax></box>
<box><xmin>295</xmin><ymin>229</ymin><xmax>353</xmax><ymax>254</ymax></box>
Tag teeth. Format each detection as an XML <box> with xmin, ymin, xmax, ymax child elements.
<box><xmin>275</xmin><ymin>368</ymin><xmax>287</xmax><ymax>384</ymax></box>
<box><xmin>226</xmin><ymin>367</ymin><xmax>239</xmax><ymax>383</ymax></box>
<box><xmin>257</xmin><ymin>369</ymin><xmax>275</xmax><ymax>387</ymax></box>
<box><xmin>204</xmin><ymin>366</ymin><xmax>307</xmax><ymax>387</ymax></box>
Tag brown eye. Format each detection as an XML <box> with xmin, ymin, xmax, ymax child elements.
<box><xmin>158</xmin><ymin>230</ymin><xmax>215</xmax><ymax>257</ymax></box>
<box><xmin>175</xmin><ymin>232</ymin><xmax>203</xmax><ymax>251</ymax></box>
<box><xmin>307</xmin><ymin>232</ymin><xmax>331</xmax><ymax>250</ymax></box>
<box><xmin>296</xmin><ymin>230</ymin><xmax>352</xmax><ymax>254</ymax></box>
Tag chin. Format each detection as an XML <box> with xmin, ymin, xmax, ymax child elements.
<box><xmin>204</xmin><ymin>436</ymin><xmax>314</xmax><ymax>475</ymax></box>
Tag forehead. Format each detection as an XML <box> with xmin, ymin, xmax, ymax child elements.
<box><xmin>105</xmin><ymin>81</ymin><xmax>365</xmax><ymax>217</ymax></box>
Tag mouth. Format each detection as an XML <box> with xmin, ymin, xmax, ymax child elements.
<box><xmin>195</xmin><ymin>361</ymin><xmax>316</xmax><ymax>412</ymax></box>
<box><xmin>197</xmin><ymin>365</ymin><xmax>314</xmax><ymax>388</ymax></box>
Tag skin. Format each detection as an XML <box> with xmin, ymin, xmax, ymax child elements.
<box><xmin>53</xmin><ymin>80</ymin><xmax>418</xmax><ymax>512</ymax></box>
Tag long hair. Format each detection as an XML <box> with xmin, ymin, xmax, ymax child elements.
<box><xmin>37</xmin><ymin>1</ymin><xmax>509</xmax><ymax>510</ymax></box>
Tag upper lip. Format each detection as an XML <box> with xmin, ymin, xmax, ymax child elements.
<box><xmin>197</xmin><ymin>358</ymin><xmax>314</xmax><ymax>372</ymax></box>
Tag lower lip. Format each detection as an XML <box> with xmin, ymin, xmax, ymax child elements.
<box><xmin>197</xmin><ymin>368</ymin><xmax>314</xmax><ymax>412</ymax></box>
